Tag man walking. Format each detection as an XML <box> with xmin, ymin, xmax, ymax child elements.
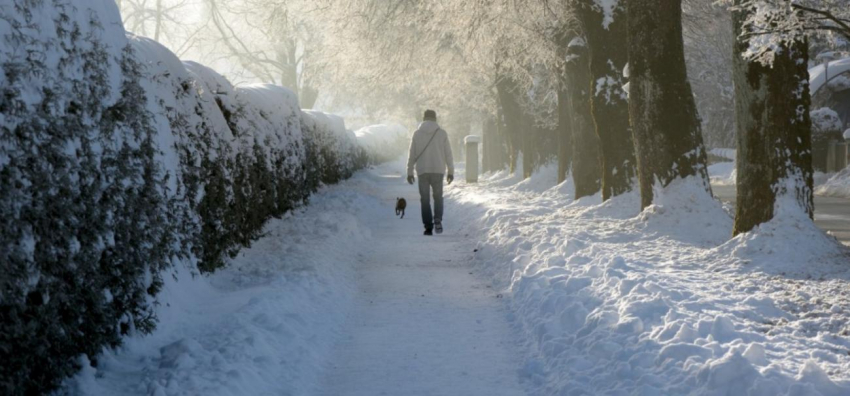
<box><xmin>407</xmin><ymin>110</ymin><xmax>454</xmax><ymax>236</ymax></box>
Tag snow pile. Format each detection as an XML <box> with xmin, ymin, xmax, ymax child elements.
<box><xmin>511</xmin><ymin>162</ymin><xmax>560</xmax><ymax>193</ymax></box>
<box><xmin>708</xmin><ymin>161</ymin><xmax>737</xmax><ymax>185</ymax></box>
<box><xmin>712</xmin><ymin>160</ymin><xmax>831</xmax><ymax>190</ymax></box>
<box><xmin>817</xmin><ymin>167</ymin><xmax>850</xmax><ymax>198</ymax></box>
<box><xmin>449</xmin><ymin>170</ymin><xmax>850</xmax><ymax>395</ymax></box>
<box><xmin>64</xmin><ymin>177</ymin><xmax>385</xmax><ymax>396</ymax></box>
<box><xmin>354</xmin><ymin>124</ymin><xmax>410</xmax><ymax>163</ymax></box>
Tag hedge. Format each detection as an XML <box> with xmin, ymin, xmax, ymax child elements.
<box><xmin>0</xmin><ymin>2</ymin><xmax>364</xmax><ymax>393</ymax></box>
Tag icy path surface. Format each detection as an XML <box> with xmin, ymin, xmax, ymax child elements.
<box><xmin>318</xmin><ymin>172</ymin><xmax>527</xmax><ymax>396</ymax></box>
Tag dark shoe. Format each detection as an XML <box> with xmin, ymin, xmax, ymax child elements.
<box><xmin>424</xmin><ymin>228</ymin><xmax>433</xmax><ymax>236</ymax></box>
<box><xmin>435</xmin><ymin>221</ymin><xmax>443</xmax><ymax>234</ymax></box>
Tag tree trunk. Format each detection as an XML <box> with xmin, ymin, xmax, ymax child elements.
<box><xmin>483</xmin><ymin>114</ymin><xmax>508</xmax><ymax>173</ymax></box>
<box><xmin>482</xmin><ymin>116</ymin><xmax>494</xmax><ymax>173</ymax></box>
<box><xmin>557</xmin><ymin>86</ymin><xmax>572</xmax><ymax>184</ymax></box>
<box><xmin>522</xmin><ymin>113</ymin><xmax>536</xmax><ymax>179</ymax></box>
<box><xmin>154</xmin><ymin>0</ymin><xmax>163</xmax><ymax>42</ymax></box>
<box><xmin>576</xmin><ymin>0</ymin><xmax>636</xmax><ymax>201</ymax></box>
<box><xmin>627</xmin><ymin>0</ymin><xmax>712</xmax><ymax>209</ymax></box>
<box><xmin>731</xmin><ymin>4</ymin><xmax>814</xmax><ymax>235</ymax></box>
<box><xmin>301</xmin><ymin>85</ymin><xmax>319</xmax><ymax>109</ymax></box>
<box><xmin>496</xmin><ymin>75</ymin><xmax>525</xmax><ymax>176</ymax></box>
<box><xmin>565</xmin><ymin>37</ymin><xmax>602</xmax><ymax>199</ymax></box>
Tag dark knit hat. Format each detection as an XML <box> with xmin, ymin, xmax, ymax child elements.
<box><xmin>423</xmin><ymin>109</ymin><xmax>437</xmax><ymax>121</ymax></box>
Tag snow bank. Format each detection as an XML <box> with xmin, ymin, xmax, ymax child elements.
<box><xmin>817</xmin><ymin>167</ymin><xmax>850</xmax><ymax>198</ymax></box>
<box><xmin>448</xmin><ymin>168</ymin><xmax>850</xmax><ymax>395</ymax></box>
<box><xmin>709</xmin><ymin>161</ymin><xmax>737</xmax><ymax>186</ymax></box>
<box><xmin>712</xmin><ymin>160</ymin><xmax>831</xmax><ymax>190</ymax></box>
<box><xmin>354</xmin><ymin>124</ymin><xmax>409</xmax><ymax>164</ymax></box>
<box><xmin>64</xmin><ymin>177</ymin><xmax>385</xmax><ymax>396</ymax></box>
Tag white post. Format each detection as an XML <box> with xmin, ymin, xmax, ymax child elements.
<box><xmin>465</xmin><ymin>135</ymin><xmax>480</xmax><ymax>183</ymax></box>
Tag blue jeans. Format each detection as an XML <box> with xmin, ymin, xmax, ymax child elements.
<box><xmin>417</xmin><ymin>173</ymin><xmax>443</xmax><ymax>228</ymax></box>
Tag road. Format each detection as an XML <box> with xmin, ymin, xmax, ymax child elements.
<box><xmin>712</xmin><ymin>184</ymin><xmax>850</xmax><ymax>245</ymax></box>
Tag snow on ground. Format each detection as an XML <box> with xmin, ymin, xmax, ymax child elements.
<box><xmin>818</xmin><ymin>167</ymin><xmax>850</xmax><ymax>199</ymax></box>
<box><xmin>711</xmin><ymin>160</ymin><xmax>832</xmax><ymax>189</ymax></box>
<box><xmin>317</xmin><ymin>160</ymin><xmax>527</xmax><ymax>396</ymax></box>
<box><xmin>63</xmin><ymin>158</ymin><xmax>850</xmax><ymax>395</ymax></box>
<box><xmin>450</xmin><ymin>166</ymin><xmax>850</xmax><ymax>395</ymax></box>
<box><xmin>63</xmin><ymin>160</ymin><xmax>529</xmax><ymax>396</ymax></box>
<box><xmin>64</xmin><ymin>178</ymin><xmax>384</xmax><ymax>396</ymax></box>
<box><xmin>708</xmin><ymin>161</ymin><xmax>736</xmax><ymax>186</ymax></box>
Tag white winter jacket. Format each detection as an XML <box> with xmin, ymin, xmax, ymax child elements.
<box><xmin>406</xmin><ymin>121</ymin><xmax>454</xmax><ymax>177</ymax></box>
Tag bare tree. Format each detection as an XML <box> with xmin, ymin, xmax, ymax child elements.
<box><xmin>203</xmin><ymin>0</ymin><xmax>322</xmax><ymax>108</ymax></box>
<box><xmin>118</xmin><ymin>0</ymin><xmax>204</xmax><ymax>57</ymax></box>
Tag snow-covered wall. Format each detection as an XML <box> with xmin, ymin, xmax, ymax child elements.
<box><xmin>0</xmin><ymin>1</ymin><xmax>365</xmax><ymax>392</ymax></box>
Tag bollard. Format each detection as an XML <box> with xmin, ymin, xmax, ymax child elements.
<box><xmin>464</xmin><ymin>135</ymin><xmax>480</xmax><ymax>183</ymax></box>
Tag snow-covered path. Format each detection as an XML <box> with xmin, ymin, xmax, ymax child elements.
<box><xmin>318</xmin><ymin>173</ymin><xmax>527</xmax><ymax>396</ymax></box>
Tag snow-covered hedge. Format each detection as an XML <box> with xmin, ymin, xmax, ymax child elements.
<box><xmin>354</xmin><ymin>124</ymin><xmax>410</xmax><ymax>164</ymax></box>
<box><xmin>0</xmin><ymin>1</ymin><xmax>364</xmax><ymax>392</ymax></box>
<box><xmin>302</xmin><ymin>111</ymin><xmax>367</xmax><ymax>185</ymax></box>
<box><xmin>0</xmin><ymin>2</ymin><xmax>188</xmax><ymax>393</ymax></box>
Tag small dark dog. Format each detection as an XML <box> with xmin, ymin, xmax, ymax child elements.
<box><xmin>395</xmin><ymin>197</ymin><xmax>407</xmax><ymax>219</ymax></box>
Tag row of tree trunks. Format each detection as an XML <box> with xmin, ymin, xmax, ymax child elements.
<box><xmin>731</xmin><ymin>2</ymin><xmax>814</xmax><ymax>235</ymax></box>
<box><xmin>627</xmin><ymin>0</ymin><xmax>712</xmax><ymax>209</ymax></box>
<box><xmin>564</xmin><ymin>36</ymin><xmax>603</xmax><ymax>199</ymax></box>
<box><xmin>496</xmin><ymin>73</ymin><xmax>526</xmax><ymax>175</ymax></box>
<box><xmin>489</xmin><ymin>0</ymin><xmax>813</xmax><ymax>240</ymax></box>
<box><xmin>576</xmin><ymin>0</ymin><xmax>636</xmax><ymax>201</ymax></box>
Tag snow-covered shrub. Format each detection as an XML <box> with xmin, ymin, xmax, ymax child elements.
<box><xmin>355</xmin><ymin>124</ymin><xmax>410</xmax><ymax>164</ymax></box>
<box><xmin>812</xmin><ymin>107</ymin><xmax>844</xmax><ymax>136</ymax></box>
<box><xmin>0</xmin><ymin>2</ymin><xmax>187</xmax><ymax>393</ymax></box>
